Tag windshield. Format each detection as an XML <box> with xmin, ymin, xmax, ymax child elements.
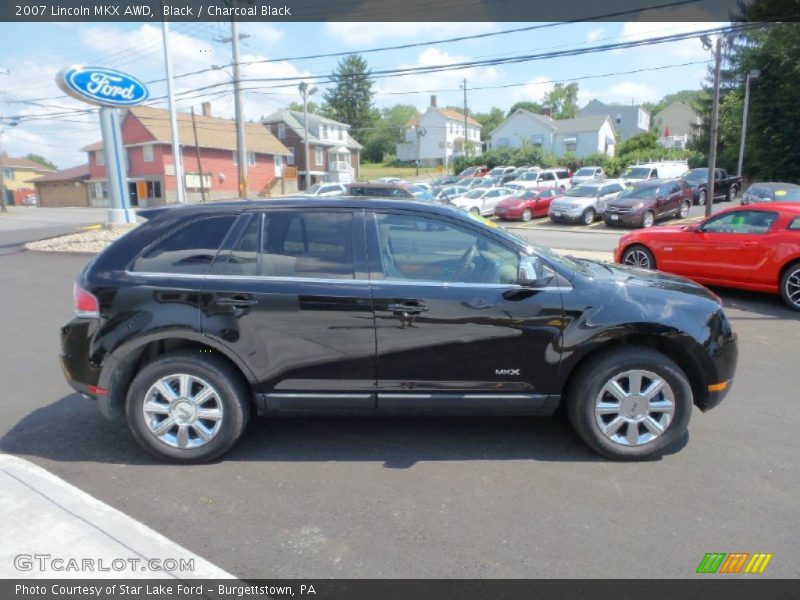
<box><xmin>773</xmin><ymin>187</ymin><xmax>800</xmax><ymax>201</ymax></box>
<box><xmin>683</xmin><ymin>169</ymin><xmax>708</xmax><ymax>180</ymax></box>
<box><xmin>464</xmin><ymin>189</ymin><xmax>484</xmax><ymax>199</ymax></box>
<box><xmin>567</xmin><ymin>186</ymin><xmax>600</xmax><ymax>197</ymax></box>
<box><xmin>621</xmin><ymin>185</ymin><xmax>659</xmax><ymax>198</ymax></box>
<box><xmin>513</xmin><ymin>189</ymin><xmax>536</xmax><ymax>199</ymax></box>
<box><xmin>622</xmin><ymin>167</ymin><xmax>652</xmax><ymax>178</ymax></box>
<box><xmin>575</xmin><ymin>168</ymin><xmax>596</xmax><ymax>176</ymax></box>
<box><xmin>518</xmin><ymin>172</ymin><xmax>538</xmax><ymax>181</ymax></box>
<box><xmin>306</xmin><ymin>184</ymin><xmax>322</xmax><ymax>194</ymax></box>
<box><xmin>489</xmin><ymin>167</ymin><xmax>505</xmax><ymax>175</ymax></box>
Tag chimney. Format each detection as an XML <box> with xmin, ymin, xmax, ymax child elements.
<box><xmin>201</xmin><ymin>102</ymin><xmax>212</xmax><ymax>117</ymax></box>
<box><xmin>430</xmin><ymin>95</ymin><xmax>437</xmax><ymax>108</ymax></box>
<box><xmin>540</xmin><ymin>107</ymin><xmax>551</xmax><ymax>118</ymax></box>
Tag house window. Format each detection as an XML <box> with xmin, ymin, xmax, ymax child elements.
<box><xmin>315</xmin><ymin>147</ymin><xmax>323</xmax><ymax>166</ymax></box>
<box><xmin>142</xmin><ymin>144</ymin><xmax>154</xmax><ymax>162</ymax></box>
<box><xmin>275</xmin><ymin>155</ymin><xmax>283</xmax><ymax>169</ymax></box>
<box><xmin>322</xmin><ymin>125</ymin><xmax>328</xmax><ymax>139</ymax></box>
<box><xmin>92</xmin><ymin>182</ymin><xmax>108</xmax><ymax>200</ymax></box>
<box><xmin>338</xmin><ymin>128</ymin><xmax>344</xmax><ymax>141</ymax></box>
<box><xmin>286</xmin><ymin>154</ymin><xmax>295</xmax><ymax>166</ymax></box>
<box><xmin>96</xmin><ymin>150</ymin><xmax>105</xmax><ymax>166</ymax></box>
<box><xmin>233</xmin><ymin>151</ymin><xmax>257</xmax><ymax>166</ymax></box>
<box><xmin>615</xmin><ymin>114</ymin><xmax>622</xmax><ymax>125</ymax></box>
<box><xmin>277</xmin><ymin>123</ymin><xmax>286</xmax><ymax>139</ymax></box>
<box><xmin>2</xmin><ymin>167</ymin><xmax>13</xmax><ymax>179</ymax></box>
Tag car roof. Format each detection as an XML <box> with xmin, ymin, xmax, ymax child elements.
<box><xmin>752</xmin><ymin>182</ymin><xmax>800</xmax><ymax>190</ymax></box>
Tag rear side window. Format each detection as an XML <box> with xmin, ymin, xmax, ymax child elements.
<box><xmin>789</xmin><ymin>217</ymin><xmax>800</xmax><ymax>231</ymax></box>
<box><xmin>132</xmin><ymin>215</ymin><xmax>235</xmax><ymax>274</ymax></box>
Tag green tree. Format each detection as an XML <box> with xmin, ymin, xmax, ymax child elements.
<box><xmin>471</xmin><ymin>107</ymin><xmax>505</xmax><ymax>141</ymax></box>
<box><xmin>25</xmin><ymin>153</ymin><xmax>56</xmax><ymax>170</ymax></box>
<box><xmin>321</xmin><ymin>54</ymin><xmax>376</xmax><ymax>143</ymax></box>
<box><xmin>543</xmin><ymin>82</ymin><xmax>579</xmax><ymax>119</ymax></box>
<box><xmin>505</xmin><ymin>101</ymin><xmax>543</xmax><ymax>118</ymax></box>
<box><xmin>362</xmin><ymin>103</ymin><xmax>418</xmax><ymax>163</ymax></box>
<box><xmin>286</xmin><ymin>100</ymin><xmax>319</xmax><ymax>114</ymax></box>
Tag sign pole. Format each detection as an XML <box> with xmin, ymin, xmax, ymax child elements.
<box><xmin>99</xmin><ymin>107</ymin><xmax>134</xmax><ymax>224</ymax></box>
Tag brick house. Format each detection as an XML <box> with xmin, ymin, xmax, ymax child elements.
<box><xmin>262</xmin><ymin>109</ymin><xmax>362</xmax><ymax>190</ymax></box>
<box><xmin>30</xmin><ymin>164</ymin><xmax>91</xmax><ymax>207</ymax></box>
<box><xmin>81</xmin><ymin>104</ymin><xmax>292</xmax><ymax>207</ymax></box>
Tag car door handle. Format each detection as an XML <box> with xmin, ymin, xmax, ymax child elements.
<box><xmin>387</xmin><ymin>301</ymin><xmax>428</xmax><ymax>314</ymax></box>
<box><xmin>216</xmin><ymin>294</ymin><xmax>257</xmax><ymax>307</ymax></box>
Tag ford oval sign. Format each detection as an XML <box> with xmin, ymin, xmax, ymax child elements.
<box><xmin>57</xmin><ymin>66</ymin><xmax>148</xmax><ymax>107</ymax></box>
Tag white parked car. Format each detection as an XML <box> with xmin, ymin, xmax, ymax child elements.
<box><xmin>509</xmin><ymin>168</ymin><xmax>572</xmax><ymax>191</ymax></box>
<box><xmin>549</xmin><ymin>181</ymin><xmax>626</xmax><ymax>225</ymax></box>
<box><xmin>620</xmin><ymin>161</ymin><xmax>689</xmax><ymax>186</ymax></box>
<box><xmin>450</xmin><ymin>187</ymin><xmax>515</xmax><ymax>216</ymax></box>
<box><xmin>435</xmin><ymin>185</ymin><xmax>470</xmax><ymax>202</ymax></box>
<box><xmin>303</xmin><ymin>183</ymin><xmax>346</xmax><ymax>197</ymax></box>
<box><xmin>571</xmin><ymin>166</ymin><xmax>605</xmax><ymax>185</ymax></box>
<box><xmin>373</xmin><ymin>177</ymin><xmax>404</xmax><ymax>184</ymax></box>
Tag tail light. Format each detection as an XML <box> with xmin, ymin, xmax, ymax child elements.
<box><xmin>74</xmin><ymin>284</ymin><xmax>100</xmax><ymax>318</ymax></box>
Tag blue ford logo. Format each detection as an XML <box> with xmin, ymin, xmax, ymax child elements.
<box><xmin>57</xmin><ymin>66</ymin><xmax>148</xmax><ymax>107</ymax></box>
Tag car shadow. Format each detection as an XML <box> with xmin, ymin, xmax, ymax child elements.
<box><xmin>0</xmin><ymin>393</ymin><xmax>688</xmax><ymax>467</ymax></box>
<box><xmin>712</xmin><ymin>287</ymin><xmax>799</xmax><ymax>320</ymax></box>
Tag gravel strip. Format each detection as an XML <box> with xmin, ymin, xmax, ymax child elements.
<box><xmin>25</xmin><ymin>227</ymin><xmax>132</xmax><ymax>254</ymax></box>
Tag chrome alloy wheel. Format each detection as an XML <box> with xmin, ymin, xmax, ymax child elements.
<box><xmin>786</xmin><ymin>267</ymin><xmax>800</xmax><ymax>309</ymax></box>
<box><xmin>594</xmin><ymin>369</ymin><xmax>675</xmax><ymax>447</ymax></box>
<box><xmin>143</xmin><ymin>374</ymin><xmax>224</xmax><ymax>449</ymax></box>
<box><xmin>623</xmin><ymin>249</ymin><xmax>652</xmax><ymax>269</ymax></box>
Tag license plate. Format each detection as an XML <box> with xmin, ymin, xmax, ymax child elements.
<box><xmin>610</xmin><ymin>214</ymin><xmax>620</xmax><ymax>220</ymax></box>
<box><xmin>553</xmin><ymin>211</ymin><xmax>562</xmax><ymax>217</ymax></box>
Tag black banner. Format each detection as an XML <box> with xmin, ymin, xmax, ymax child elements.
<box><xmin>3</xmin><ymin>579</ymin><xmax>800</xmax><ymax>600</ymax></box>
<box><xmin>2</xmin><ymin>0</ymin><xmax>754</xmax><ymax>23</ymax></box>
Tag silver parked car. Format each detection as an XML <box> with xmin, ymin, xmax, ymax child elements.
<box><xmin>549</xmin><ymin>181</ymin><xmax>625</xmax><ymax>225</ymax></box>
<box><xmin>303</xmin><ymin>183</ymin><xmax>346</xmax><ymax>197</ymax></box>
<box><xmin>571</xmin><ymin>166</ymin><xmax>605</xmax><ymax>185</ymax></box>
<box><xmin>451</xmin><ymin>187</ymin><xmax>515</xmax><ymax>216</ymax></box>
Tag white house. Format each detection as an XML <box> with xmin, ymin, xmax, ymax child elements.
<box><xmin>396</xmin><ymin>96</ymin><xmax>482</xmax><ymax>166</ymax></box>
<box><xmin>488</xmin><ymin>109</ymin><xmax>616</xmax><ymax>158</ymax></box>
<box><xmin>653</xmin><ymin>101</ymin><xmax>701</xmax><ymax>150</ymax></box>
<box><xmin>578</xmin><ymin>99</ymin><xmax>650</xmax><ymax>141</ymax></box>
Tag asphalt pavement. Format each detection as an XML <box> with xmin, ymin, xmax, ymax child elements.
<box><xmin>1</xmin><ymin>244</ymin><xmax>798</xmax><ymax>579</ymax></box>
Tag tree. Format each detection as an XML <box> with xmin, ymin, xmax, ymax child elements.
<box><xmin>362</xmin><ymin>103</ymin><xmax>418</xmax><ymax>163</ymax></box>
<box><xmin>505</xmin><ymin>101</ymin><xmax>543</xmax><ymax>118</ymax></box>
<box><xmin>472</xmin><ymin>107</ymin><xmax>505</xmax><ymax>141</ymax></box>
<box><xmin>321</xmin><ymin>54</ymin><xmax>376</xmax><ymax>143</ymax></box>
<box><xmin>286</xmin><ymin>100</ymin><xmax>319</xmax><ymax>115</ymax></box>
<box><xmin>543</xmin><ymin>83</ymin><xmax>579</xmax><ymax>119</ymax></box>
<box><xmin>25</xmin><ymin>153</ymin><xmax>56</xmax><ymax>171</ymax></box>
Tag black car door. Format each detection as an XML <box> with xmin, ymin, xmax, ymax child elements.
<box><xmin>201</xmin><ymin>209</ymin><xmax>378</xmax><ymax>410</ymax></box>
<box><xmin>366</xmin><ymin>208</ymin><xmax>566</xmax><ymax>413</ymax></box>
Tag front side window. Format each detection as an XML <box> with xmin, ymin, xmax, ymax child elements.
<box><xmin>702</xmin><ymin>210</ymin><xmax>778</xmax><ymax>234</ymax></box>
<box><xmin>262</xmin><ymin>211</ymin><xmax>354</xmax><ymax>279</ymax></box>
<box><xmin>788</xmin><ymin>217</ymin><xmax>800</xmax><ymax>231</ymax></box>
<box><xmin>133</xmin><ymin>215</ymin><xmax>236</xmax><ymax>274</ymax></box>
<box><xmin>212</xmin><ymin>215</ymin><xmax>260</xmax><ymax>277</ymax></box>
<box><xmin>374</xmin><ymin>213</ymin><xmax>519</xmax><ymax>284</ymax></box>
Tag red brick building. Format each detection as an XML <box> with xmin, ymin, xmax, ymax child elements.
<box><xmin>81</xmin><ymin>105</ymin><xmax>292</xmax><ymax>207</ymax></box>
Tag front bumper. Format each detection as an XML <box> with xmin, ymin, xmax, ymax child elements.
<box><xmin>549</xmin><ymin>207</ymin><xmax>585</xmax><ymax>222</ymax></box>
<box><xmin>494</xmin><ymin>206</ymin><xmax>525</xmax><ymax>220</ymax></box>
<box><xmin>604</xmin><ymin>209</ymin><xmax>645</xmax><ymax>227</ymax></box>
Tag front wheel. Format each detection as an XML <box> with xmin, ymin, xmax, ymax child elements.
<box><xmin>642</xmin><ymin>210</ymin><xmax>655</xmax><ymax>228</ymax></box>
<box><xmin>469</xmin><ymin>206</ymin><xmax>480</xmax><ymax>216</ymax></box>
<box><xmin>780</xmin><ymin>262</ymin><xmax>800</xmax><ymax>311</ymax></box>
<box><xmin>582</xmin><ymin>208</ymin><xmax>596</xmax><ymax>225</ymax></box>
<box><xmin>566</xmin><ymin>347</ymin><xmax>692</xmax><ymax>460</ymax></box>
<box><xmin>697</xmin><ymin>190</ymin><xmax>707</xmax><ymax>206</ymax></box>
<box><xmin>678</xmin><ymin>201</ymin><xmax>690</xmax><ymax>219</ymax></box>
<box><xmin>126</xmin><ymin>351</ymin><xmax>252</xmax><ymax>463</ymax></box>
<box><xmin>622</xmin><ymin>245</ymin><xmax>656</xmax><ymax>270</ymax></box>
<box><xmin>521</xmin><ymin>208</ymin><xmax>533</xmax><ymax>222</ymax></box>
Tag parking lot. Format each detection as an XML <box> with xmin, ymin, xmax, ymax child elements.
<box><xmin>1</xmin><ymin>213</ymin><xmax>798</xmax><ymax>579</ymax></box>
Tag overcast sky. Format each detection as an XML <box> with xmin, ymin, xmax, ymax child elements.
<box><xmin>0</xmin><ymin>18</ymin><xmax>722</xmax><ymax>167</ymax></box>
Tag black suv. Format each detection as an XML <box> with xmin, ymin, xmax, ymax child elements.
<box><xmin>61</xmin><ymin>199</ymin><xmax>737</xmax><ymax>462</ymax></box>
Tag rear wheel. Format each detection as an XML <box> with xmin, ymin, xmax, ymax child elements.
<box><xmin>642</xmin><ymin>210</ymin><xmax>655</xmax><ymax>228</ymax></box>
<box><xmin>678</xmin><ymin>201</ymin><xmax>690</xmax><ymax>219</ymax></box>
<box><xmin>622</xmin><ymin>245</ymin><xmax>656</xmax><ymax>270</ymax></box>
<box><xmin>780</xmin><ymin>262</ymin><xmax>800</xmax><ymax>311</ymax></box>
<box><xmin>728</xmin><ymin>185</ymin><xmax>739</xmax><ymax>201</ymax></box>
<box><xmin>521</xmin><ymin>208</ymin><xmax>533</xmax><ymax>222</ymax></box>
<box><xmin>566</xmin><ymin>347</ymin><xmax>692</xmax><ymax>460</ymax></box>
<box><xmin>582</xmin><ymin>208</ymin><xmax>596</xmax><ymax>225</ymax></box>
<box><xmin>697</xmin><ymin>190</ymin><xmax>707</xmax><ymax>206</ymax></box>
<box><xmin>126</xmin><ymin>351</ymin><xmax>251</xmax><ymax>463</ymax></box>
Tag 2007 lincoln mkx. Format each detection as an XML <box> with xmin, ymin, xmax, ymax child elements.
<box><xmin>60</xmin><ymin>198</ymin><xmax>737</xmax><ymax>462</ymax></box>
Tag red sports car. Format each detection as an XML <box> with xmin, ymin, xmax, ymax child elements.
<box><xmin>614</xmin><ymin>203</ymin><xmax>800</xmax><ymax>310</ymax></box>
<box><xmin>493</xmin><ymin>187</ymin><xmax>559</xmax><ymax>221</ymax></box>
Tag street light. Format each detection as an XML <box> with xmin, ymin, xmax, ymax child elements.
<box><xmin>298</xmin><ymin>81</ymin><xmax>317</xmax><ymax>191</ymax></box>
<box><xmin>737</xmin><ymin>69</ymin><xmax>760</xmax><ymax>178</ymax></box>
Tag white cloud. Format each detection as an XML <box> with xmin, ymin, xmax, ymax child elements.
<box><xmin>325</xmin><ymin>22</ymin><xmax>497</xmax><ymax>47</ymax></box>
<box><xmin>510</xmin><ymin>76</ymin><xmax>553</xmax><ymax>103</ymax></box>
<box><xmin>586</xmin><ymin>28</ymin><xmax>606</xmax><ymax>42</ymax></box>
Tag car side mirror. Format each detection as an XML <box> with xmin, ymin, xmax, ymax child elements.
<box><xmin>518</xmin><ymin>256</ymin><xmax>554</xmax><ymax>287</ymax></box>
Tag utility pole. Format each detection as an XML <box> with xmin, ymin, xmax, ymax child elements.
<box><xmin>191</xmin><ymin>107</ymin><xmax>206</xmax><ymax>202</ymax></box>
<box><xmin>298</xmin><ymin>81</ymin><xmax>317</xmax><ymax>190</ymax></box>
<box><xmin>161</xmin><ymin>20</ymin><xmax>186</xmax><ymax>204</ymax></box>
<box><xmin>414</xmin><ymin>124</ymin><xmax>427</xmax><ymax>177</ymax></box>
<box><xmin>0</xmin><ymin>69</ymin><xmax>10</xmax><ymax>213</ymax></box>
<box><xmin>737</xmin><ymin>69</ymin><xmax>760</xmax><ymax>178</ymax></box>
<box><xmin>705</xmin><ymin>36</ymin><xmax>723</xmax><ymax>217</ymax></box>
<box><xmin>231</xmin><ymin>15</ymin><xmax>248</xmax><ymax>198</ymax></box>
<box><xmin>461</xmin><ymin>78</ymin><xmax>469</xmax><ymax>158</ymax></box>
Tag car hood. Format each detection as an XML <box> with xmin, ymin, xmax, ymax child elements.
<box><xmin>551</xmin><ymin>196</ymin><xmax>594</xmax><ymax>207</ymax></box>
<box><xmin>496</xmin><ymin>198</ymin><xmax>525</xmax><ymax>208</ymax></box>
<box><xmin>607</xmin><ymin>196</ymin><xmax>651</xmax><ymax>208</ymax></box>
<box><xmin>573</xmin><ymin>259</ymin><xmax>720</xmax><ymax>304</ymax></box>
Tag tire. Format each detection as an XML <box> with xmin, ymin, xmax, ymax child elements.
<box><xmin>621</xmin><ymin>244</ymin><xmax>656</xmax><ymax>270</ymax></box>
<box><xmin>697</xmin><ymin>190</ymin><xmax>707</xmax><ymax>206</ymax></box>
<box><xmin>126</xmin><ymin>350</ymin><xmax>252</xmax><ymax>463</ymax></box>
<box><xmin>566</xmin><ymin>346</ymin><xmax>693</xmax><ymax>460</ymax></box>
<box><xmin>780</xmin><ymin>261</ymin><xmax>800</xmax><ymax>311</ymax></box>
<box><xmin>582</xmin><ymin>208</ymin><xmax>596</xmax><ymax>225</ymax></box>
<box><xmin>728</xmin><ymin>185</ymin><xmax>738</xmax><ymax>201</ymax></box>
<box><xmin>521</xmin><ymin>208</ymin><xmax>533</xmax><ymax>222</ymax></box>
<box><xmin>469</xmin><ymin>206</ymin><xmax>480</xmax><ymax>215</ymax></box>
<box><xmin>678</xmin><ymin>201</ymin><xmax>690</xmax><ymax>219</ymax></box>
<box><xmin>642</xmin><ymin>210</ymin><xmax>655</xmax><ymax>228</ymax></box>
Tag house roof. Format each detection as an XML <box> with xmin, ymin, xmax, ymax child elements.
<box><xmin>579</xmin><ymin>98</ymin><xmax>650</xmax><ymax>117</ymax></box>
<box><xmin>488</xmin><ymin>108</ymin><xmax>555</xmax><ymax>138</ymax></box>
<box><xmin>406</xmin><ymin>107</ymin><xmax>481</xmax><ymax>128</ymax></box>
<box><xmin>261</xmin><ymin>109</ymin><xmax>363</xmax><ymax>149</ymax></box>
<box><xmin>654</xmin><ymin>100</ymin><xmax>699</xmax><ymax>118</ymax></box>
<box><xmin>81</xmin><ymin>106</ymin><xmax>292</xmax><ymax>155</ymax></box>
<box><xmin>489</xmin><ymin>109</ymin><xmax>612</xmax><ymax>139</ymax></box>
<box><xmin>0</xmin><ymin>155</ymin><xmax>56</xmax><ymax>172</ymax></box>
<box><xmin>30</xmin><ymin>163</ymin><xmax>90</xmax><ymax>183</ymax></box>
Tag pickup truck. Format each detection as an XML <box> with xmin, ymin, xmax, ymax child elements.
<box><xmin>680</xmin><ymin>168</ymin><xmax>743</xmax><ymax>206</ymax></box>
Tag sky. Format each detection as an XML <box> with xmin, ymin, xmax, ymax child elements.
<box><xmin>0</xmin><ymin>18</ymin><xmax>722</xmax><ymax>168</ymax></box>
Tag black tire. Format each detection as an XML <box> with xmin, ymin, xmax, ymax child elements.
<box><xmin>728</xmin><ymin>185</ymin><xmax>738</xmax><ymax>201</ymax></box>
<box><xmin>678</xmin><ymin>200</ymin><xmax>690</xmax><ymax>219</ymax></box>
<box><xmin>780</xmin><ymin>261</ymin><xmax>800</xmax><ymax>311</ymax></box>
<box><xmin>582</xmin><ymin>208</ymin><xmax>596</xmax><ymax>225</ymax></box>
<box><xmin>621</xmin><ymin>244</ymin><xmax>656</xmax><ymax>270</ymax></box>
<box><xmin>126</xmin><ymin>350</ymin><xmax>252</xmax><ymax>463</ymax></box>
<box><xmin>566</xmin><ymin>346</ymin><xmax>693</xmax><ymax>460</ymax></box>
<box><xmin>521</xmin><ymin>208</ymin><xmax>533</xmax><ymax>222</ymax></box>
<box><xmin>697</xmin><ymin>190</ymin><xmax>707</xmax><ymax>206</ymax></box>
<box><xmin>642</xmin><ymin>210</ymin><xmax>655</xmax><ymax>228</ymax></box>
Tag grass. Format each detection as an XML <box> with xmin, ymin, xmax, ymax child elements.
<box><xmin>360</xmin><ymin>162</ymin><xmax>446</xmax><ymax>182</ymax></box>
